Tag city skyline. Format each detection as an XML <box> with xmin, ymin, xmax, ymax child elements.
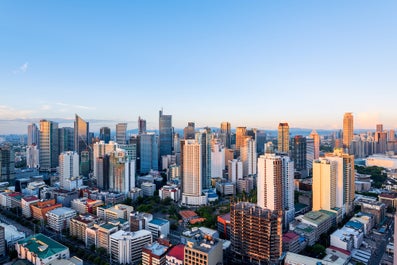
<box><xmin>1</xmin><ymin>1</ymin><xmax>397</xmax><ymax>134</ymax></box>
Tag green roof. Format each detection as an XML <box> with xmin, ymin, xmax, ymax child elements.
<box><xmin>303</xmin><ymin>211</ymin><xmax>332</xmax><ymax>226</ymax></box>
<box><xmin>18</xmin><ymin>233</ymin><xmax>68</xmax><ymax>259</ymax></box>
<box><xmin>100</xmin><ymin>223</ymin><xmax>117</xmax><ymax>230</ymax></box>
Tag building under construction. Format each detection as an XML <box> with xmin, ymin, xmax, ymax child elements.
<box><xmin>230</xmin><ymin>202</ymin><xmax>283</xmax><ymax>265</ymax></box>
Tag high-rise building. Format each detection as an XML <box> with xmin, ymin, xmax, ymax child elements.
<box><xmin>100</xmin><ymin>127</ymin><xmax>111</xmax><ymax>143</ymax></box>
<box><xmin>312</xmin><ymin>158</ymin><xmax>337</xmax><ymax>212</ymax></box>
<box><xmin>27</xmin><ymin>123</ymin><xmax>39</xmax><ymax>146</ymax></box>
<box><xmin>240</xmin><ymin>137</ymin><xmax>257</xmax><ymax>177</ymax></box>
<box><xmin>138</xmin><ymin>116</ymin><xmax>146</xmax><ymax>135</ymax></box>
<box><xmin>292</xmin><ymin>135</ymin><xmax>307</xmax><ymax>175</ymax></box>
<box><xmin>389</xmin><ymin>129</ymin><xmax>395</xmax><ymax>142</ymax></box>
<box><xmin>59</xmin><ymin>127</ymin><xmax>74</xmax><ymax>152</ymax></box>
<box><xmin>93</xmin><ymin>141</ymin><xmax>118</xmax><ymax>179</ymax></box>
<box><xmin>343</xmin><ymin>112</ymin><xmax>354</xmax><ymax>150</ymax></box>
<box><xmin>59</xmin><ymin>151</ymin><xmax>82</xmax><ymax>191</ymax></box>
<box><xmin>220</xmin><ymin>122</ymin><xmax>231</xmax><ymax>148</ymax></box>
<box><xmin>230</xmin><ymin>202</ymin><xmax>282</xmax><ymax>264</ymax></box>
<box><xmin>323</xmin><ymin>149</ymin><xmax>355</xmax><ymax>215</ymax></box>
<box><xmin>278</xmin><ymin>122</ymin><xmax>290</xmax><ymax>153</ymax></box>
<box><xmin>196</xmin><ymin>128</ymin><xmax>212</xmax><ymax>190</ymax></box>
<box><xmin>257</xmin><ymin>152</ymin><xmax>294</xmax><ymax>227</ymax></box>
<box><xmin>26</xmin><ymin>145</ymin><xmax>40</xmax><ymax>168</ymax></box>
<box><xmin>108</xmin><ymin>149</ymin><xmax>135</xmax><ymax>193</ymax></box>
<box><xmin>309</xmin><ymin>130</ymin><xmax>320</xmax><ymax>160</ymax></box>
<box><xmin>74</xmin><ymin>114</ymin><xmax>89</xmax><ymax>156</ymax></box>
<box><xmin>159</xmin><ymin>109</ymin><xmax>172</xmax><ymax>167</ymax></box>
<box><xmin>306</xmin><ymin>137</ymin><xmax>314</xmax><ymax>172</ymax></box>
<box><xmin>255</xmin><ymin>129</ymin><xmax>267</xmax><ymax>154</ymax></box>
<box><xmin>0</xmin><ymin>146</ymin><xmax>15</xmax><ymax>183</ymax></box>
<box><xmin>116</xmin><ymin>123</ymin><xmax>128</xmax><ymax>144</ymax></box>
<box><xmin>173</xmin><ymin>133</ymin><xmax>180</xmax><ymax>154</ymax></box>
<box><xmin>0</xmin><ymin>225</ymin><xmax>5</xmax><ymax>257</ymax></box>
<box><xmin>235</xmin><ymin>127</ymin><xmax>247</xmax><ymax>151</ymax></box>
<box><xmin>376</xmin><ymin>124</ymin><xmax>383</xmax><ymax>133</ymax></box>
<box><xmin>210</xmin><ymin>139</ymin><xmax>225</xmax><ymax>179</ymax></box>
<box><xmin>181</xmin><ymin>140</ymin><xmax>207</xmax><ymax>206</ymax></box>
<box><xmin>228</xmin><ymin>159</ymin><xmax>243</xmax><ymax>183</ymax></box>
<box><xmin>183</xmin><ymin>122</ymin><xmax>195</xmax><ymax>140</ymax></box>
<box><xmin>140</xmin><ymin>133</ymin><xmax>158</xmax><ymax>174</ymax></box>
<box><xmin>39</xmin><ymin>119</ymin><xmax>59</xmax><ymax>172</ymax></box>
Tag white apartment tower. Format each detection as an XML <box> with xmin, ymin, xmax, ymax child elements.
<box><xmin>182</xmin><ymin>140</ymin><xmax>207</xmax><ymax>206</ymax></box>
<box><xmin>211</xmin><ymin>139</ymin><xmax>225</xmax><ymax>178</ymax></box>
<box><xmin>59</xmin><ymin>151</ymin><xmax>82</xmax><ymax>191</ymax></box>
<box><xmin>240</xmin><ymin>137</ymin><xmax>257</xmax><ymax>177</ymax></box>
<box><xmin>228</xmin><ymin>159</ymin><xmax>243</xmax><ymax>183</ymax></box>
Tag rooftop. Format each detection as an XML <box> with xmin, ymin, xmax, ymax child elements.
<box><xmin>47</xmin><ymin>207</ymin><xmax>76</xmax><ymax>216</ymax></box>
<box><xmin>179</xmin><ymin>210</ymin><xmax>198</xmax><ymax>219</ymax></box>
<box><xmin>144</xmin><ymin>242</ymin><xmax>169</xmax><ymax>256</ymax></box>
<box><xmin>149</xmin><ymin>218</ymin><xmax>169</xmax><ymax>226</ymax></box>
<box><xmin>303</xmin><ymin>211</ymin><xmax>332</xmax><ymax>226</ymax></box>
<box><xmin>218</xmin><ymin>213</ymin><xmax>230</xmax><ymax>222</ymax></box>
<box><xmin>22</xmin><ymin>195</ymin><xmax>39</xmax><ymax>202</ymax></box>
<box><xmin>283</xmin><ymin>232</ymin><xmax>299</xmax><ymax>243</ymax></box>
<box><xmin>345</xmin><ymin>221</ymin><xmax>364</xmax><ymax>230</ymax></box>
<box><xmin>110</xmin><ymin>229</ymin><xmax>151</xmax><ymax>240</ymax></box>
<box><xmin>328</xmin><ymin>245</ymin><xmax>351</xmax><ymax>256</ymax></box>
<box><xmin>379</xmin><ymin>192</ymin><xmax>397</xmax><ymax>199</ymax></box>
<box><xmin>167</xmin><ymin>244</ymin><xmax>185</xmax><ymax>261</ymax></box>
<box><xmin>17</xmin><ymin>233</ymin><xmax>68</xmax><ymax>259</ymax></box>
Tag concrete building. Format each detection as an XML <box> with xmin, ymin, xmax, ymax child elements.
<box><xmin>141</xmin><ymin>182</ymin><xmax>156</xmax><ymax>197</ymax></box>
<box><xmin>109</xmin><ymin>230</ymin><xmax>152</xmax><ymax>264</ymax></box>
<box><xmin>26</xmin><ymin>145</ymin><xmax>40</xmax><ymax>169</ymax></box>
<box><xmin>39</xmin><ymin>119</ymin><xmax>59</xmax><ymax>172</ymax></box>
<box><xmin>129</xmin><ymin>212</ymin><xmax>153</xmax><ymax>232</ymax></box>
<box><xmin>116</xmin><ymin>123</ymin><xmax>127</xmax><ymax>145</ymax></box>
<box><xmin>21</xmin><ymin>195</ymin><xmax>39</xmax><ymax>218</ymax></box>
<box><xmin>142</xmin><ymin>242</ymin><xmax>169</xmax><ymax>265</ymax></box>
<box><xmin>108</xmin><ymin>148</ymin><xmax>136</xmax><ymax>194</ymax></box>
<box><xmin>59</xmin><ymin>151</ymin><xmax>82</xmax><ymax>191</ymax></box>
<box><xmin>300</xmin><ymin>211</ymin><xmax>335</xmax><ymax>242</ymax></box>
<box><xmin>148</xmin><ymin>218</ymin><xmax>170</xmax><ymax>240</ymax></box>
<box><xmin>230</xmin><ymin>202</ymin><xmax>282</xmax><ymax>264</ymax></box>
<box><xmin>211</xmin><ymin>139</ymin><xmax>225</xmax><ymax>179</ymax></box>
<box><xmin>236</xmin><ymin>177</ymin><xmax>254</xmax><ymax>194</ymax></box>
<box><xmin>216</xmin><ymin>182</ymin><xmax>236</xmax><ymax>196</ymax></box>
<box><xmin>360</xmin><ymin>200</ymin><xmax>386</xmax><ymax>225</ymax></box>
<box><xmin>159</xmin><ymin>110</ymin><xmax>172</xmax><ymax>169</ymax></box>
<box><xmin>330</xmin><ymin>225</ymin><xmax>364</xmax><ymax>251</ymax></box>
<box><xmin>71</xmin><ymin>197</ymin><xmax>104</xmax><ymax>214</ymax></box>
<box><xmin>16</xmin><ymin>233</ymin><xmax>70</xmax><ymax>265</ymax></box>
<box><xmin>140</xmin><ymin>133</ymin><xmax>159</xmax><ymax>174</ymax></box>
<box><xmin>31</xmin><ymin>199</ymin><xmax>62</xmax><ymax>221</ymax></box>
<box><xmin>184</xmin><ymin>235</ymin><xmax>223</xmax><ymax>265</ymax></box>
<box><xmin>282</xmin><ymin>231</ymin><xmax>301</xmax><ymax>253</ymax></box>
<box><xmin>96</xmin><ymin>204</ymin><xmax>134</xmax><ymax>222</ymax></box>
<box><xmin>159</xmin><ymin>184</ymin><xmax>180</xmax><ymax>202</ymax></box>
<box><xmin>182</xmin><ymin>140</ymin><xmax>207</xmax><ymax>206</ymax></box>
<box><xmin>235</xmin><ymin>127</ymin><xmax>247</xmax><ymax>152</ymax></box>
<box><xmin>228</xmin><ymin>159</ymin><xmax>243</xmax><ymax>183</ymax></box>
<box><xmin>240</xmin><ymin>136</ymin><xmax>257</xmax><ymax>177</ymax></box>
<box><xmin>343</xmin><ymin>112</ymin><xmax>353</xmax><ymax>150</ymax></box>
<box><xmin>166</xmin><ymin>244</ymin><xmax>184</xmax><ymax>265</ymax></box>
<box><xmin>278</xmin><ymin>122</ymin><xmax>290</xmax><ymax>153</ymax></box>
<box><xmin>69</xmin><ymin>213</ymin><xmax>99</xmax><ymax>242</ymax></box>
<box><xmin>46</xmin><ymin>207</ymin><xmax>77</xmax><ymax>232</ymax></box>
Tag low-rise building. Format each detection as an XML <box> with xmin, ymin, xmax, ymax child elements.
<box><xmin>159</xmin><ymin>185</ymin><xmax>180</xmax><ymax>202</ymax></box>
<box><xmin>21</xmin><ymin>195</ymin><xmax>39</xmax><ymax>218</ymax></box>
<box><xmin>184</xmin><ymin>234</ymin><xmax>223</xmax><ymax>265</ymax></box>
<box><xmin>148</xmin><ymin>218</ymin><xmax>170</xmax><ymax>240</ymax></box>
<box><xmin>31</xmin><ymin>199</ymin><xmax>62</xmax><ymax>221</ymax></box>
<box><xmin>71</xmin><ymin>197</ymin><xmax>104</xmax><ymax>214</ymax></box>
<box><xmin>379</xmin><ymin>192</ymin><xmax>397</xmax><ymax>209</ymax></box>
<box><xmin>360</xmin><ymin>200</ymin><xmax>386</xmax><ymax>225</ymax></box>
<box><xmin>16</xmin><ymin>233</ymin><xmax>70</xmax><ymax>265</ymax></box>
<box><xmin>46</xmin><ymin>207</ymin><xmax>77</xmax><ymax>232</ymax></box>
<box><xmin>70</xmin><ymin>213</ymin><xmax>100</xmax><ymax>242</ymax></box>
<box><xmin>300</xmin><ymin>211</ymin><xmax>335</xmax><ymax>241</ymax></box>
<box><xmin>166</xmin><ymin>244</ymin><xmax>184</xmax><ymax>265</ymax></box>
<box><xmin>282</xmin><ymin>231</ymin><xmax>301</xmax><ymax>253</ymax></box>
<box><xmin>217</xmin><ymin>213</ymin><xmax>230</xmax><ymax>240</ymax></box>
<box><xmin>97</xmin><ymin>203</ymin><xmax>134</xmax><ymax>221</ymax></box>
<box><xmin>142</xmin><ymin>241</ymin><xmax>169</xmax><ymax>265</ymax></box>
<box><xmin>130</xmin><ymin>212</ymin><xmax>153</xmax><ymax>232</ymax></box>
<box><xmin>141</xmin><ymin>182</ymin><xmax>156</xmax><ymax>197</ymax></box>
<box><xmin>290</xmin><ymin>221</ymin><xmax>317</xmax><ymax>246</ymax></box>
<box><xmin>109</xmin><ymin>230</ymin><xmax>152</xmax><ymax>264</ymax></box>
<box><xmin>215</xmin><ymin>182</ymin><xmax>236</xmax><ymax>196</ymax></box>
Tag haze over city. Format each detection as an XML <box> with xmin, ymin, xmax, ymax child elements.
<box><xmin>1</xmin><ymin>1</ymin><xmax>397</xmax><ymax>134</ymax></box>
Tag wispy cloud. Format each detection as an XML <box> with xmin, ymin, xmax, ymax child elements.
<box><xmin>13</xmin><ymin>62</ymin><xmax>29</xmax><ymax>74</ymax></box>
<box><xmin>0</xmin><ymin>105</ymin><xmax>35</xmax><ymax>120</ymax></box>
<box><xmin>56</xmin><ymin>102</ymin><xmax>96</xmax><ymax>110</ymax></box>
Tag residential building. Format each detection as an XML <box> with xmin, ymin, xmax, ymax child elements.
<box><xmin>228</xmin><ymin>159</ymin><xmax>243</xmax><ymax>183</ymax></box>
<box><xmin>70</xmin><ymin>213</ymin><xmax>99</xmax><ymax>242</ymax></box>
<box><xmin>31</xmin><ymin>199</ymin><xmax>62</xmax><ymax>221</ymax></box>
<box><xmin>16</xmin><ymin>233</ymin><xmax>70</xmax><ymax>264</ymax></box>
<box><xmin>220</xmin><ymin>122</ymin><xmax>231</xmax><ymax>149</ymax></box>
<box><xmin>142</xmin><ymin>242</ymin><xmax>169</xmax><ymax>265</ymax></box>
<box><xmin>26</xmin><ymin>145</ymin><xmax>40</xmax><ymax>169</ymax></box>
<box><xmin>159</xmin><ymin>184</ymin><xmax>180</xmax><ymax>202</ymax></box>
<box><xmin>28</xmin><ymin>123</ymin><xmax>40</xmax><ymax>147</ymax></box>
<box><xmin>235</xmin><ymin>127</ymin><xmax>247</xmax><ymax>152</ymax></box>
<box><xmin>240</xmin><ymin>136</ymin><xmax>257</xmax><ymax>177</ymax></box>
<box><xmin>109</xmin><ymin>230</ymin><xmax>152</xmax><ymax>264</ymax></box>
<box><xmin>116</xmin><ymin>123</ymin><xmax>128</xmax><ymax>145</ymax></box>
<box><xmin>21</xmin><ymin>195</ymin><xmax>39</xmax><ymax>218</ymax></box>
<box><xmin>97</xmin><ymin>204</ymin><xmax>134</xmax><ymax>222</ymax></box>
<box><xmin>309</xmin><ymin>129</ymin><xmax>320</xmax><ymax>160</ymax></box>
<box><xmin>184</xmin><ymin>235</ymin><xmax>223</xmax><ymax>265</ymax></box>
<box><xmin>278</xmin><ymin>122</ymin><xmax>290</xmax><ymax>153</ymax></box>
<box><xmin>343</xmin><ymin>112</ymin><xmax>353</xmax><ymax>150</ymax></box>
<box><xmin>292</xmin><ymin>135</ymin><xmax>307</xmax><ymax>176</ymax></box>
<box><xmin>71</xmin><ymin>197</ymin><xmax>104</xmax><ymax>214</ymax></box>
<box><xmin>211</xmin><ymin>139</ymin><xmax>225</xmax><ymax>178</ymax></box>
<box><xmin>46</xmin><ymin>207</ymin><xmax>77</xmax><ymax>232</ymax></box>
<box><xmin>148</xmin><ymin>218</ymin><xmax>170</xmax><ymax>240</ymax></box>
<box><xmin>230</xmin><ymin>202</ymin><xmax>282</xmax><ymax>264</ymax></box>
<box><xmin>196</xmin><ymin>128</ymin><xmax>212</xmax><ymax>190</ymax></box>
<box><xmin>59</xmin><ymin>151</ymin><xmax>83</xmax><ymax>191</ymax></box>
<box><xmin>166</xmin><ymin>244</ymin><xmax>184</xmax><ymax>265</ymax></box>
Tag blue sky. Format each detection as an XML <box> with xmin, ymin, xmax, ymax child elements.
<box><xmin>1</xmin><ymin>1</ymin><xmax>396</xmax><ymax>134</ymax></box>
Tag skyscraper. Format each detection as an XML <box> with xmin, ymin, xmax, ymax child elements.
<box><xmin>343</xmin><ymin>112</ymin><xmax>353</xmax><ymax>150</ymax></box>
<box><xmin>183</xmin><ymin>122</ymin><xmax>195</xmax><ymax>140</ymax></box>
<box><xmin>74</xmin><ymin>114</ymin><xmax>89</xmax><ymax>156</ymax></box>
<box><xmin>0</xmin><ymin>146</ymin><xmax>15</xmax><ymax>183</ymax></box>
<box><xmin>230</xmin><ymin>202</ymin><xmax>282</xmax><ymax>264</ymax></box>
<box><xmin>292</xmin><ymin>135</ymin><xmax>307</xmax><ymax>176</ymax></box>
<box><xmin>140</xmin><ymin>133</ymin><xmax>158</xmax><ymax>174</ymax></box>
<box><xmin>159</xmin><ymin>109</ymin><xmax>172</xmax><ymax>167</ymax></box>
<box><xmin>196</xmin><ymin>128</ymin><xmax>212</xmax><ymax>190</ymax></box>
<box><xmin>312</xmin><ymin>158</ymin><xmax>337</xmax><ymax>212</ymax></box>
<box><xmin>39</xmin><ymin>119</ymin><xmax>59</xmax><ymax>172</ymax></box>
<box><xmin>220</xmin><ymin>122</ymin><xmax>231</xmax><ymax>148</ymax></box>
<box><xmin>28</xmin><ymin>123</ymin><xmax>40</xmax><ymax>147</ymax></box>
<box><xmin>108</xmin><ymin>148</ymin><xmax>135</xmax><ymax>193</ymax></box>
<box><xmin>100</xmin><ymin>127</ymin><xmax>111</xmax><ymax>143</ymax></box>
<box><xmin>240</xmin><ymin>136</ymin><xmax>257</xmax><ymax>177</ymax></box>
<box><xmin>116</xmin><ymin>123</ymin><xmax>128</xmax><ymax>144</ymax></box>
<box><xmin>59</xmin><ymin>151</ymin><xmax>82</xmax><ymax>191</ymax></box>
<box><xmin>235</xmin><ymin>127</ymin><xmax>247</xmax><ymax>151</ymax></box>
<box><xmin>59</xmin><ymin>127</ymin><xmax>74</xmax><ymax>152</ymax></box>
<box><xmin>210</xmin><ymin>139</ymin><xmax>225</xmax><ymax>179</ymax></box>
<box><xmin>181</xmin><ymin>140</ymin><xmax>207</xmax><ymax>206</ymax></box>
<box><xmin>309</xmin><ymin>129</ymin><xmax>320</xmax><ymax>160</ymax></box>
<box><xmin>138</xmin><ymin>116</ymin><xmax>146</xmax><ymax>135</ymax></box>
<box><xmin>278</xmin><ymin>122</ymin><xmax>290</xmax><ymax>153</ymax></box>
<box><xmin>257</xmin><ymin>152</ymin><xmax>294</xmax><ymax>227</ymax></box>
<box><xmin>324</xmin><ymin>148</ymin><xmax>355</xmax><ymax>215</ymax></box>
<box><xmin>255</xmin><ymin>129</ymin><xmax>267</xmax><ymax>155</ymax></box>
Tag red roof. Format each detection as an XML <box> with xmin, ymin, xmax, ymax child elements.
<box><xmin>167</xmin><ymin>244</ymin><xmax>184</xmax><ymax>261</ymax></box>
<box><xmin>8</xmin><ymin>192</ymin><xmax>22</xmax><ymax>197</ymax></box>
<box><xmin>379</xmin><ymin>193</ymin><xmax>397</xmax><ymax>199</ymax></box>
<box><xmin>179</xmin><ymin>210</ymin><xmax>198</xmax><ymax>219</ymax></box>
<box><xmin>282</xmin><ymin>232</ymin><xmax>299</xmax><ymax>243</ymax></box>
<box><xmin>328</xmin><ymin>246</ymin><xmax>351</xmax><ymax>256</ymax></box>
<box><xmin>22</xmin><ymin>195</ymin><xmax>39</xmax><ymax>202</ymax></box>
